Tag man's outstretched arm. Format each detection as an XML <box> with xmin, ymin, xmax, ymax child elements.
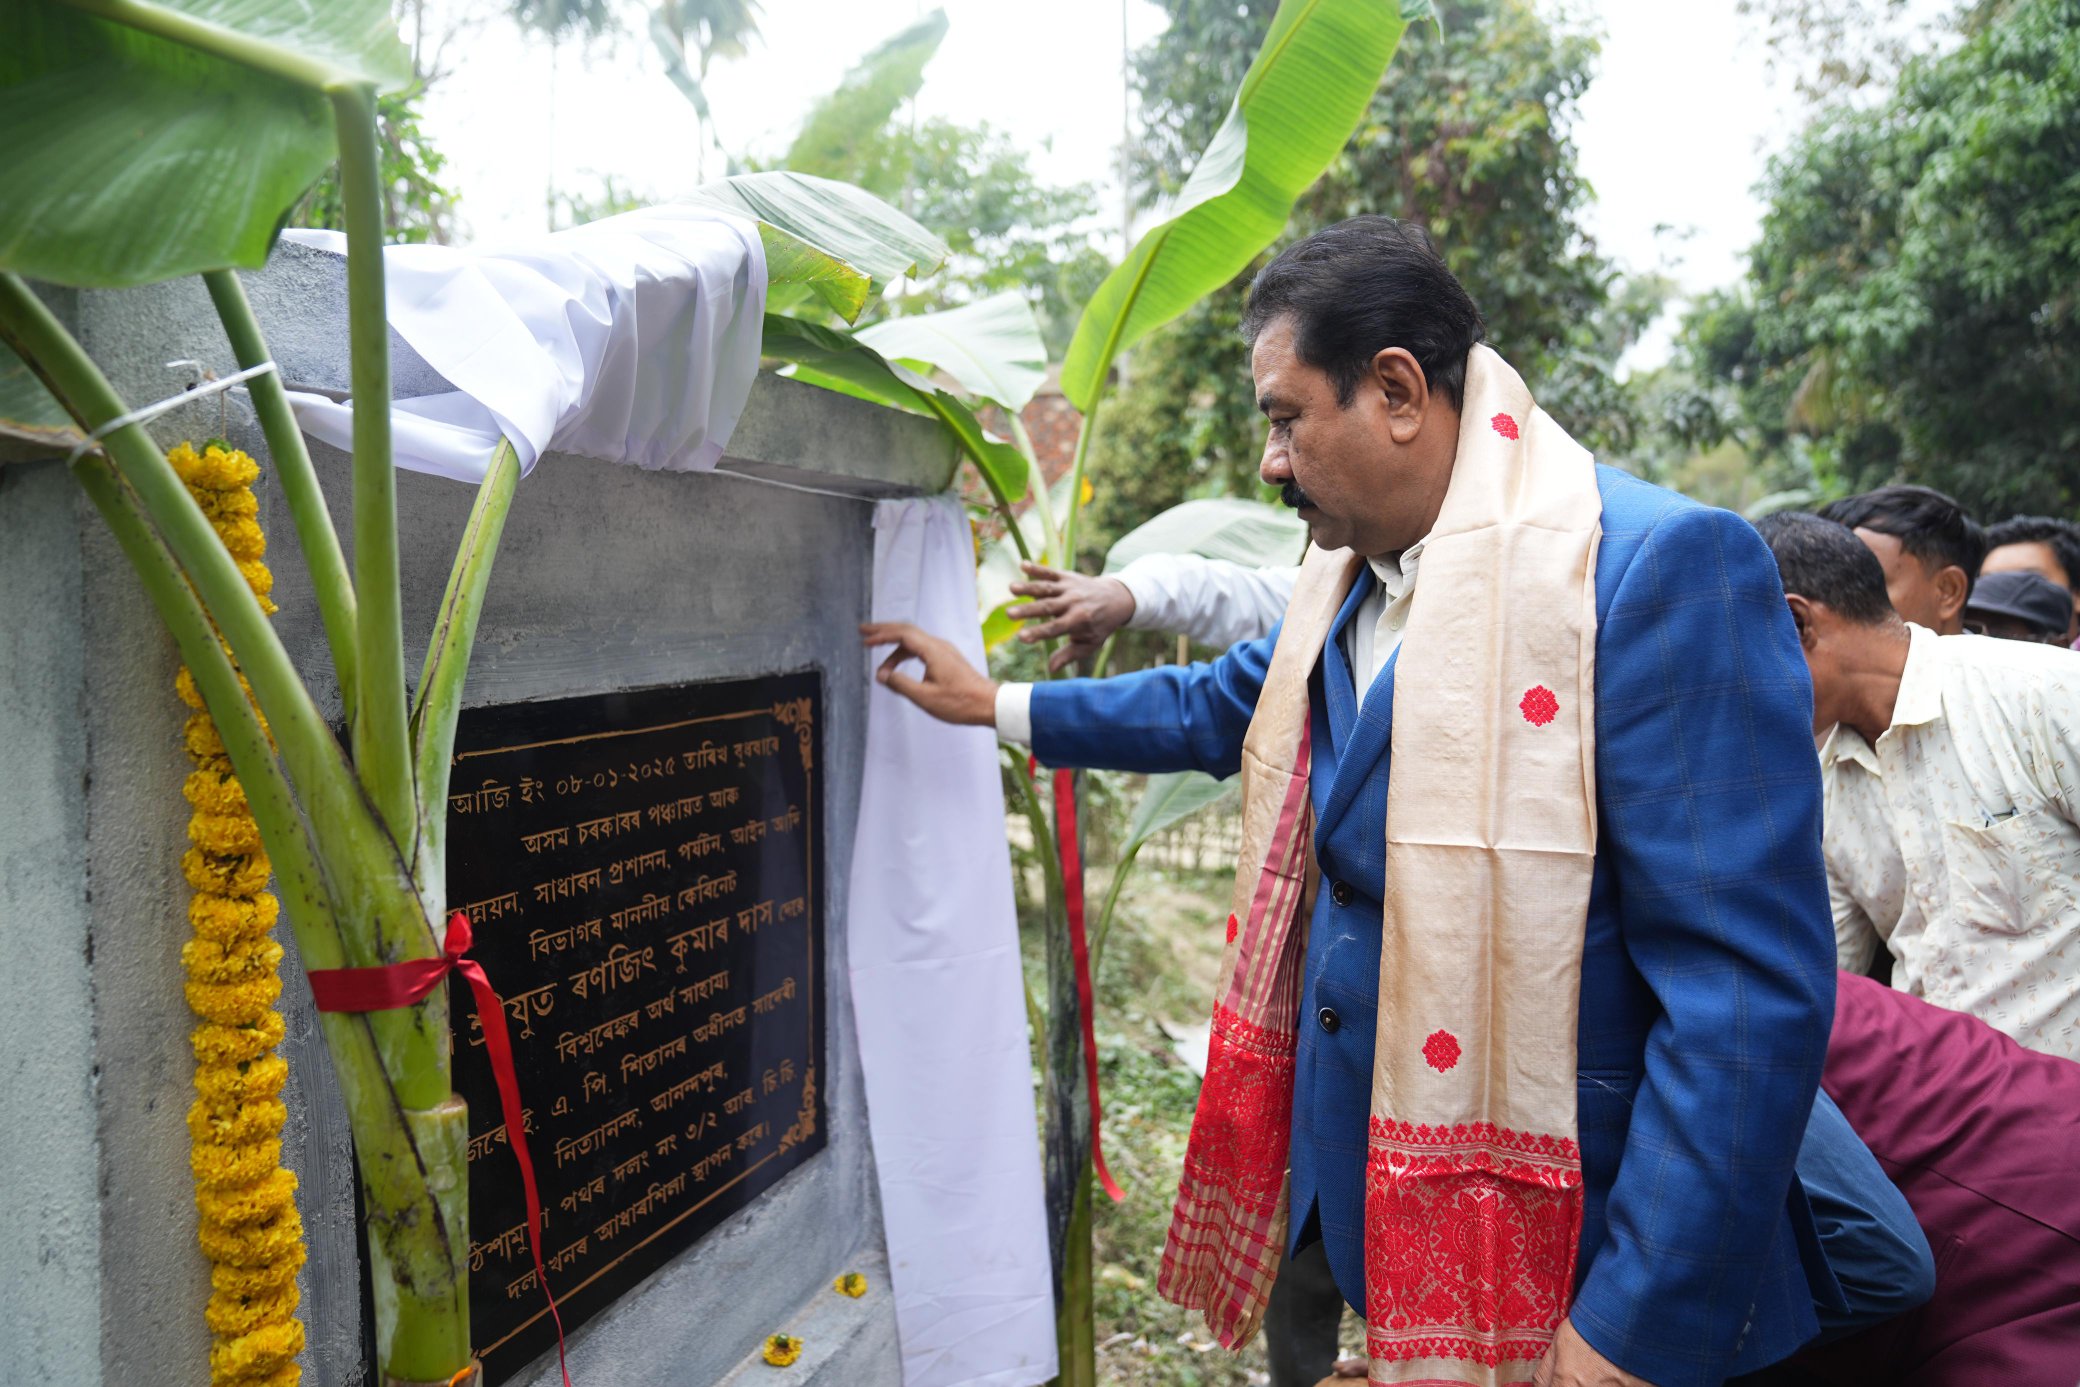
<box><xmin>861</xmin><ymin>620</ymin><xmax>1279</xmax><ymax>778</ymax></box>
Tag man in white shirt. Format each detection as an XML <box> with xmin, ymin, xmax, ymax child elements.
<box><xmin>999</xmin><ymin>547</ymin><xmax>1410</xmax><ymax>735</ymax></box>
<box><xmin>1757</xmin><ymin>511</ymin><xmax>2080</xmax><ymax>1060</ymax></box>
<box><xmin>1006</xmin><ymin>555</ymin><xmax>1299</xmax><ymax>673</ymax></box>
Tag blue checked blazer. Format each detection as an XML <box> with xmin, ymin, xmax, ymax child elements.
<box><xmin>1030</xmin><ymin>467</ymin><xmax>1838</xmax><ymax>1386</ymax></box>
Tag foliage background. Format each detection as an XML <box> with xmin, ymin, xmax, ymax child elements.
<box><xmin>1686</xmin><ymin>0</ymin><xmax>2080</xmax><ymax>517</ymax></box>
<box><xmin>1078</xmin><ymin>0</ymin><xmax>1661</xmax><ymax>564</ymax></box>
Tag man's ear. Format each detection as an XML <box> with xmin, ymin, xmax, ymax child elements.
<box><xmin>1785</xmin><ymin>593</ymin><xmax>1821</xmax><ymax>651</ymax></box>
<box><xmin>1370</xmin><ymin>348</ymin><xmax>1429</xmax><ymax>442</ymax></box>
<box><xmin>1932</xmin><ymin>564</ymin><xmax>1971</xmax><ymax>623</ymax></box>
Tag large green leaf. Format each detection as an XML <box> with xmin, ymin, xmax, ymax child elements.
<box><xmin>762</xmin><ymin>312</ymin><xmax>929</xmax><ymax>410</ymax></box>
<box><xmin>925</xmin><ymin>386</ymin><xmax>1030</xmax><ymax>506</ymax></box>
<box><xmin>1058</xmin><ymin>0</ymin><xmax>1429</xmax><ymax>410</ymax></box>
<box><xmin>1121</xmin><ymin>771</ymin><xmax>1238</xmax><ymax>857</ymax></box>
<box><xmin>1103</xmin><ymin>497</ymin><xmax>1308</xmax><ymax>575</ymax></box>
<box><xmin>691</xmin><ymin>172</ymin><xmax>948</xmax><ymax>322</ymax></box>
<box><xmin>0</xmin><ymin>339</ymin><xmax>82</xmax><ymax>452</ymax></box>
<box><xmin>0</xmin><ymin>0</ymin><xmax>410</xmax><ymax>288</ymax></box>
<box><xmin>785</xmin><ymin>9</ymin><xmax>947</xmax><ymax>179</ymax></box>
<box><xmin>762</xmin><ymin>311</ymin><xmax>1028</xmax><ymax>504</ymax></box>
<box><xmin>758</xmin><ymin>228</ymin><xmax>876</xmax><ymax>324</ymax></box>
<box><xmin>857</xmin><ymin>291</ymin><xmax>1048</xmax><ymax>410</ymax></box>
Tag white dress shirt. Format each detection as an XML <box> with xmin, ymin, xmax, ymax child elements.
<box><xmin>994</xmin><ymin>546</ymin><xmax>1422</xmax><ymax>742</ymax></box>
<box><xmin>1114</xmin><ymin>553</ymin><xmax>1299</xmax><ymax>650</ymax></box>
<box><xmin>1824</xmin><ymin>625</ymin><xmax>2080</xmax><ymax>1058</ymax></box>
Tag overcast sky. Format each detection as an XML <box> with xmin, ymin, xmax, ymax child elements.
<box><xmin>416</xmin><ymin>0</ymin><xmax>1809</xmax><ymax>365</ymax></box>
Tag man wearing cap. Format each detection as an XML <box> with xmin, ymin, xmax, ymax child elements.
<box><xmin>1755</xmin><ymin>512</ymin><xmax>2080</xmax><ymax>1060</ymax></box>
<box><xmin>1981</xmin><ymin>514</ymin><xmax>2080</xmax><ymax>647</ymax></box>
<box><xmin>1965</xmin><ymin>570</ymin><xmax>2077</xmax><ymax>645</ymax></box>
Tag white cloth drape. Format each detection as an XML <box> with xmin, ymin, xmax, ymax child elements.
<box><xmin>283</xmin><ymin>205</ymin><xmax>766</xmax><ymax>483</ymax></box>
<box><xmin>849</xmin><ymin>497</ymin><xmax>1056</xmax><ymax>1387</ymax></box>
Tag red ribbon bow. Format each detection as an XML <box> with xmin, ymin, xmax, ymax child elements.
<box><xmin>306</xmin><ymin>912</ymin><xmax>571</xmax><ymax>1387</ymax></box>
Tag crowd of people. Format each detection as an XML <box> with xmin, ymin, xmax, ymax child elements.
<box><xmin>864</xmin><ymin>217</ymin><xmax>2080</xmax><ymax>1387</ymax></box>
<box><xmin>1757</xmin><ymin>494</ymin><xmax>2080</xmax><ymax>1044</ymax></box>
<box><xmin>1017</xmin><ymin>483</ymin><xmax>2080</xmax><ymax>1063</ymax></box>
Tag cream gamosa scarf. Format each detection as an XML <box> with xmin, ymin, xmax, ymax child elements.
<box><xmin>1157</xmin><ymin>345</ymin><xmax>1603</xmax><ymax>1385</ymax></box>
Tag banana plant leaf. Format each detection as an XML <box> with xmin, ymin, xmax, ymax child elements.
<box><xmin>785</xmin><ymin>8</ymin><xmax>947</xmax><ymax>179</ymax></box>
<box><xmin>858</xmin><ymin>290</ymin><xmax>1048</xmax><ymax>411</ymax></box>
<box><xmin>1088</xmin><ymin>768</ymin><xmax>1238</xmax><ymax>966</ymax></box>
<box><xmin>1102</xmin><ymin>497</ymin><xmax>1308</xmax><ymax>575</ymax></box>
<box><xmin>763</xmin><ymin>312</ymin><xmax>1028</xmax><ymax>503</ymax></box>
<box><xmin>0</xmin><ymin>339</ymin><xmax>82</xmax><ymax>451</ymax></box>
<box><xmin>1058</xmin><ymin>0</ymin><xmax>1433</xmax><ymax>411</ymax></box>
<box><xmin>762</xmin><ymin>311</ymin><xmax>931</xmax><ymax>409</ymax></box>
<box><xmin>1121</xmin><ymin>770</ymin><xmax>1237</xmax><ymax>857</ymax></box>
<box><xmin>0</xmin><ymin>0</ymin><xmax>411</xmax><ymax>288</ymax></box>
<box><xmin>691</xmin><ymin>172</ymin><xmax>948</xmax><ymax>323</ymax></box>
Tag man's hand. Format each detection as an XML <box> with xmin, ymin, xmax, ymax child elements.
<box><xmin>1007</xmin><ymin>562</ymin><xmax>1137</xmax><ymax>674</ymax></box>
<box><xmin>860</xmin><ymin>622</ymin><xmax>1000</xmax><ymax>727</ymax></box>
<box><xmin>1531</xmin><ymin>1320</ymin><xmax>1656</xmax><ymax>1387</ymax></box>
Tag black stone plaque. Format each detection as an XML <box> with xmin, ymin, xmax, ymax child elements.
<box><xmin>441</xmin><ymin>672</ymin><xmax>825</xmax><ymax>1384</ymax></box>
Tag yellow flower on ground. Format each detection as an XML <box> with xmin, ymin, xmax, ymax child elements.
<box><xmin>833</xmin><ymin>1272</ymin><xmax>867</xmax><ymax>1298</ymax></box>
<box><xmin>762</xmin><ymin>1333</ymin><xmax>803</xmax><ymax>1367</ymax></box>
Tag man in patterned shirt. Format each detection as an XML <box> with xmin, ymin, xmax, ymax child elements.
<box><xmin>1757</xmin><ymin>511</ymin><xmax>2080</xmax><ymax>1059</ymax></box>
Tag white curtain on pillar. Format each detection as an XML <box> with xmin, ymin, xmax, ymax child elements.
<box><xmin>849</xmin><ymin>496</ymin><xmax>1056</xmax><ymax>1387</ymax></box>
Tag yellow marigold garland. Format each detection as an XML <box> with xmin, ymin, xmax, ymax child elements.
<box><xmin>170</xmin><ymin>441</ymin><xmax>306</xmax><ymax>1385</ymax></box>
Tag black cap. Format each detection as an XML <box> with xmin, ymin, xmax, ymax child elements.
<box><xmin>1964</xmin><ymin>570</ymin><xmax>2073</xmax><ymax>637</ymax></box>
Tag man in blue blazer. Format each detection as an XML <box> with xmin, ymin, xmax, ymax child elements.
<box><xmin>864</xmin><ymin>218</ymin><xmax>1927</xmax><ymax>1386</ymax></box>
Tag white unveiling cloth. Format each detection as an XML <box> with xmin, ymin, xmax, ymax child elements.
<box><xmin>283</xmin><ymin>205</ymin><xmax>767</xmax><ymax>483</ymax></box>
<box><xmin>849</xmin><ymin>496</ymin><xmax>1056</xmax><ymax>1387</ymax></box>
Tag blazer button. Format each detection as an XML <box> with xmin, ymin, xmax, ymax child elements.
<box><xmin>1331</xmin><ymin>880</ymin><xmax>1355</xmax><ymax>906</ymax></box>
<box><xmin>1318</xmin><ymin>1006</ymin><xmax>1341</xmax><ymax>1034</ymax></box>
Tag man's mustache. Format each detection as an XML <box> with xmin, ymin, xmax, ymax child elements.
<box><xmin>1280</xmin><ymin>480</ymin><xmax>1315</xmax><ymax>511</ymax></box>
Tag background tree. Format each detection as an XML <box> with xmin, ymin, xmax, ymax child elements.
<box><xmin>294</xmin><ymin>86</ymin><xmax>459</xmax><ymax>244</ymax></box>
<box><xmin>772</xmin><ymin>11</ymin><xmax>1110</xmax><ymax>352</ymax></box>
<box><xmin>507</xmin><ymin>0</ymin><xmax>763</xmax><ymax>176</ymax></box>
<box><xmin>1081</xmin><ymin>0</ymin><xmax>1640</xmax><ymax>560</ymax></box>
<box><xmin>1689</xmin><ymin>0</ymin><xmax>2080</xmax><ymax>517</ymax></box>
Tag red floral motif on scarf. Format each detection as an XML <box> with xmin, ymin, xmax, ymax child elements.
<box><xmin>1520</xmin><ymin>685</ymin><xmax>1559</xmax><ymax>727</ymax></box>
<box><xmin>1491</xmin><ymin>412</ymin><xmax>1520</xmax><ymax>440</ymax></box>
<box><xmin>1423</xmin><ymin>1029</ymin><xmax>1462</xmax><ymax>1073</ymax></box>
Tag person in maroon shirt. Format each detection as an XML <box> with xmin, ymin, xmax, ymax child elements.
<box><xmin>1770</xmin><ymin>972</ymin><xmax>2080</xmax><ymax>1384</ymax></box>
